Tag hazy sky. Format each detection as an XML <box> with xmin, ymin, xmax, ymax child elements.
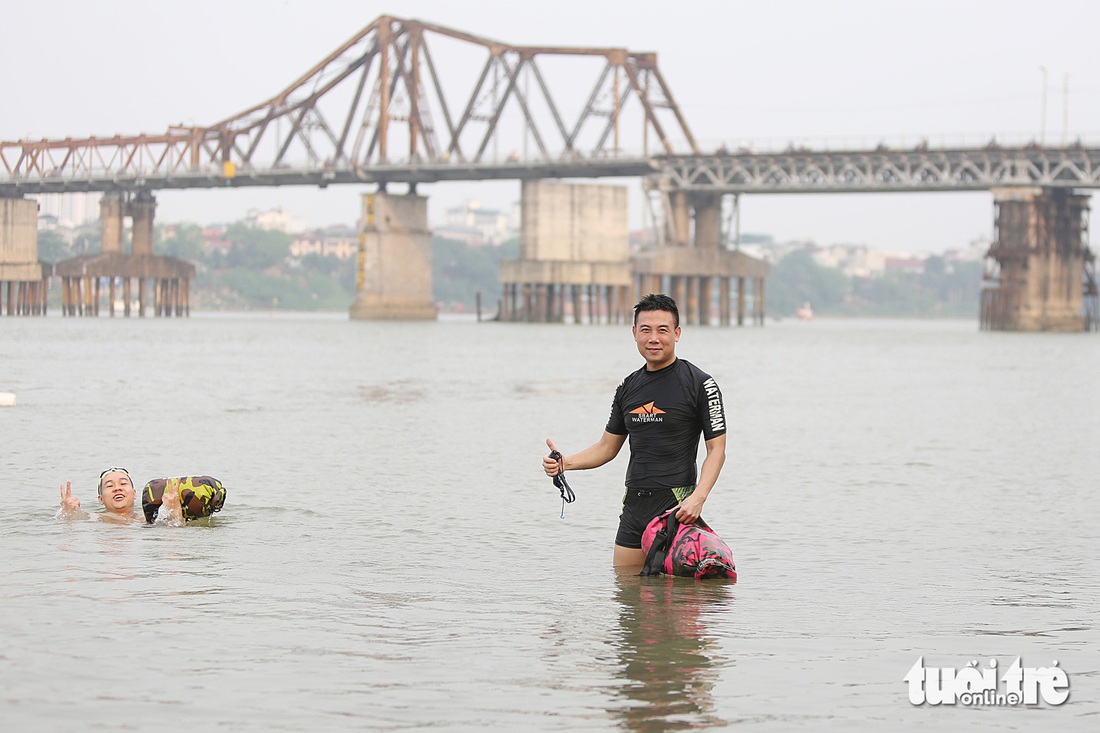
<box><xmin>4</xmin><ymin>0</ymin><xmax>1098</xmax><ymax>251</ymax></box>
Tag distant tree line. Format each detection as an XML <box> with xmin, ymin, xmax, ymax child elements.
<box><xmin>38</xmin><ymin>225</ymin><xmax>983</xmax><ymax>317</ymax></box>
<box><xmin>156</xmin><ymin>223</ymin><xmax>356</xmax><ymax>310</ymax></box>
<box><xmin>433</xmin><ymin>237</ymin><xmax>518</xmax><ymax>313</ymax></box>
<box><xmin>157</xmin><ymin>225</ymin><xmax>515</xmax><ymax>312</ymax></box>
<box><xmin>767</xmin><ymin>250</ymin><xmax>983</xmax><ymax>318</ymax></box>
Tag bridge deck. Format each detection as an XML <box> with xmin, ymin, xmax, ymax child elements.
<box><xmin>3</xmin><ymin>147</ymin><xmax>1098</xmax><ymax>196</ymax></box>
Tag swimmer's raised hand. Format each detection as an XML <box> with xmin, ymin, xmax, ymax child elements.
<box><xmin>158</xmin><ymin>477</ymin><xmax>185</xmax><ymax>524</ymax></box>
<box><xmin>163</xmin><ymin>477</ymin><xmax>179</xmax><ymax>505</ymax></box>
<box><xmin>59</xmin><ymin>481</ymin><xmax>81</xmax><ymax>513</ymax></box>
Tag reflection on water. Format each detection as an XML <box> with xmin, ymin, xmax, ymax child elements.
<box><xmin>609</xmin><ymin>572</ymin><xmax>736</xmax><ymax>731</ymax></box>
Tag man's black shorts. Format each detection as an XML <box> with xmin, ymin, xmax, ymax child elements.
<box><xmin>615</xmin><ymin>488</ymin><xmax>682</xmax><ymax>549</ymax></box>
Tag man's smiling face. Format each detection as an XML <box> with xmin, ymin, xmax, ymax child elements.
<box><xmin>98</xmin><ymin>469</ymin><xmax>136</xmax><ymax>515</ymax></box>
<box><xmin>632</xmin><ymin>309</ymin><xmax>680</xmax><ymax>371</ymax></box>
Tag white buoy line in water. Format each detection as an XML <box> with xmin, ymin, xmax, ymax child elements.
<box><xmin>0</xmin><ymin>393</ymin><xmax>16</xmax><ymax>407</ymax></box>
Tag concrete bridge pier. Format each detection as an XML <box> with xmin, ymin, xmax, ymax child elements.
<box><xmin>667</xmin><ymin>191</ymin><xmax>693</xmax><ymax>248</ymax></box>
<box><xmin>691</xmin><ymin>193</ymin><xmax>723</xmax><ymax>251</ymax></box>
<box><xmin>0</xmin><ymin>196</ymin><xmax>50</xmax><ymax>316</ymax></box>
<box><xmin>981</xmin><ymin>188</ymin><xmax>1097</xmax><ymax>331</ymax></box>
<box><xmin>58</xmin><ymin>271</ymin><xmax>192</xmax><ymax>318</ymax></box>
<box><xmin>499</xmin><ymin>183</ymin><xmax>771</xmax><ymax>326</ymax></box>
<box><xmin>130</xmin><ymin>190</ymin><xmax>157</xmax><ymax>256</ymax></box>
<box><xmin>100</xmin><ymin>192</ymin><xmax>125</xmax><ymax>253</ymax></box>
<box><xmin>635</xmin><ymin>273</ymin><xmax>661</xmax><ymax>301</ymax></box>
<box><xmin>499</xmin><ymin>181</ymin><xmax>633</xmax><ymax>324</ymax></box>
<box><xmin>638</xmin><ymin>272</ymin><xmax>764</xmax><ymax>327</ymax></box>
<box><xmin>634</xmin><ymin>191</ymin><xmax>769</xmax><ymax>326</ymax></box>
<box><xmin>718</xmin><ymin>278</ymin><xmax>731</xmax><ymax>326</ymax></box>
<box><xmin>58</xmin><ymin>191</ymin><xmax>194</xmax><ymax>318</ymax></box>
<box><xmin>350</xmin><ymin>192</ymin><xmax>438</xmax><ymax>320</ymax></box>
<box><xmin>98</xmin><ymin>190</ymin><xmax>156</xmax><ymax>256</ymax></box>
<box><xmin>501</xmin><ymin>278</ymin><xmax>633</xmax><ymax>324</ymax></box>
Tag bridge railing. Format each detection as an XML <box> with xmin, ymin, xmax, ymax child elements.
<box><xmin>696</xmin><ymin>132</ymin><xmax>1100</xmax><ymax>156</ymax></box>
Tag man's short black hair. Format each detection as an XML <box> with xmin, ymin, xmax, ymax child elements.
<box><xmin>633</xmin><ymin>293</ymin><xmax>680</xmax><ymax>328</ymax></box>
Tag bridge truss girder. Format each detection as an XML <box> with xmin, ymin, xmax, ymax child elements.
<box><xmin>653</xmin><ymin>146</ymin><xmax>1100</xmax><ymax>194</ymax></box>
<box><xmin>0</xmin><ymin>15</ymin><xmax>697</xmax><ymax>194</ymax></box>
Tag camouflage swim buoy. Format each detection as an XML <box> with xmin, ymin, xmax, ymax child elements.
<box><xmin>142</xmin><ymin>476</ymin><xmax>227</xmax><ymax>523</ymax></box>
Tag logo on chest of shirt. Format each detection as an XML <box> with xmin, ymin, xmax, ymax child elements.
<box><xmin>629</xmin><ymin>401</ymin><xmax>665</xmax><ymax>423</ymax></box>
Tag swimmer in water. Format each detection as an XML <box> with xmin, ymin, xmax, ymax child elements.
<box><xmin>58</xmin><ymin>467</ymin><xmax>183</xmax><ymax>524</ymax></box>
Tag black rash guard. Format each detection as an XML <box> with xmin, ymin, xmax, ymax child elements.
<box><xmin>605</xmin><ymin>358</ymin><xmax>726</xmax><ymax>490</ymax></box>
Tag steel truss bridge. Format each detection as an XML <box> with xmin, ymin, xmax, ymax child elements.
<box><xmin>657</xmin><ymin>146</ymin><xmax>1100</xmax><ymax>194</ymax></box>
<box><xmin>2</xmin><ymin>15</ymin><xmax>1099</xmax><ymax>201</ymax></box>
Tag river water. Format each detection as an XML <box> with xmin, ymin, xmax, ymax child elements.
<box><xmin>1</xmin><ymin>313</ymin><xmax>1097</xmax><ymax>731</ymax></box>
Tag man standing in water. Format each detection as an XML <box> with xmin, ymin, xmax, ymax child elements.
<box><xmin>542</xmin><ymin>294</ymin><xmax>727</xmax><ymax>568</ymax></box>
<box><xmin>58</xmin><ymin>467</ymin><xmax>183</xmax><ymax>524</ymax></box>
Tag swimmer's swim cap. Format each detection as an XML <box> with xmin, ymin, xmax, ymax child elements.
<box><xmin>97</xmin><ymin>467</ymin><xmax>132</xmax><ymax>495</ymax></box>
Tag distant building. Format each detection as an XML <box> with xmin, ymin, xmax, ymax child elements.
<box><xmin>435</xmin><ymin>199</ymin><xmax>517</xmax><ymax>246</ymax></box>
<box><xmin>811</xmin><ymin>243</ymin><xmax>888</xmax><ymax>278</ymax></box>
<box><xmin>769</xmin><ymin>238</ymin><xmax>817</xmax><ymax>263</ymax></box>
<box><xmin>290</xmin><ymin>227</ymin><xmax>358</xmax><ymax>260</ymax></box>
<box><xmin>243</xmin><ymin>207</ymin><xmax>310</xmax><ymax>234</ymax></box>
<box><xmin>433</xmin><ymin>226</ymin><xmax>487</xmax><ymax>247</ymax></box>
<box><xmin>202</xmin><ymin>226</ymin><xmax>232</xmax><ymax>253</ymax></box>
<box><xmin>37</xmin><ymin>213</ymin><xmax>73</xmax><ymax>241</ymax></box>
<box><xmin>35</xmin><ymin>192</ymin><xmax>98</xmax><ymax>229</ymax></box>
<box><xmin>944</xmin><ymin>236</ymin><xmax>991</xmax><ymax>265</ymax></box>
<box><xmin>883</xmin><ymin>254</ymin><xmax>927</xmax><ymax>274</ymax></box>
<box><xmin>735</xmin><ymin>242</ymin><xmax>774</xmax><ymax>263</ymax></box>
